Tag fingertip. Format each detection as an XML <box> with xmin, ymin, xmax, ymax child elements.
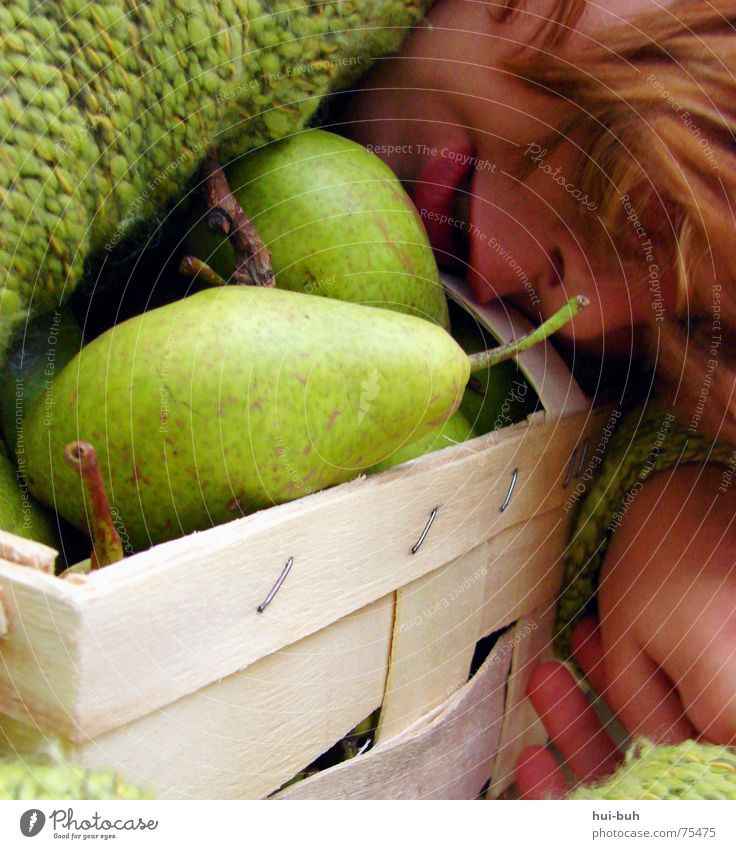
<box><xmin>515</xmin><ymin>745</ymin><xmax>569</xmax><ymax>800</ymax></box>
<box><xmin>525</xmin><ymin>661</ymin><xmax>623</xmax><ymax>783</ymax></box>
<box><xmin>527</xmin><ymin>662</ymin><xmax>573</xmax><ymax>707</ymax></box>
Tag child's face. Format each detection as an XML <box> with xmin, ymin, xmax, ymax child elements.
<box><xmin>337</xmin><ymin>0</ymin><xmax>678</xmax><ymax>358</ymax></box>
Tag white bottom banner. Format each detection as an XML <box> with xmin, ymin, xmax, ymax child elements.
<box><xmin>1</xmin><ymin>800</ymin><xmax>735</xmax><ymax>848</ymax></box>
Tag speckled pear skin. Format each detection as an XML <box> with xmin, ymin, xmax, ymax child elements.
<box><xmin>187</xmin><ymin>130</ymin><xmax>450</xmax><ymax>328</ymax></box>
<box><xmin>0</xmin><ymin>309</ymin><xmax>84</xmax><ymax>454</ymax></box>
<box><xmin>370</xmin><ymin>411</ymin><xmax>475</xmax><ymax>473</ymax></box>
<box><xmin>23</xmin><ymin>287</ymin><xmax>468</xmax><ymax>550</ymax></box>
<box><xmin>0</xmin><ymin>0</ymin><xmax>434</xmax><ymax>362</ymax></box>
<box><xmin>0</xmin><ymin>448</ymin><xmax>60</xmax><ymax>550</ymax></box>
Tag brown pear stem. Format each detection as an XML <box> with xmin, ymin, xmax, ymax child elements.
<box><xmin>63</xmin><ymin>441</ymin><xmax>123</xmax><ymax>569</ymax></box>
<box><xmin>468</xmin><ymin>295</ymin><xmax>589</xmax><ymax>373</ymax></box>
<box><xmin>201</xmin><ymin>155</ymin><xmax>275</xmax><ymax>287</ymax></box>
<box><xmin>179</xmin><ymin>255</ymin><xmax>228</xmax><ymax>288</ymax></box>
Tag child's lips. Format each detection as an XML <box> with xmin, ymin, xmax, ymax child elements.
<box><xmin>411</xmin><ymin>146</ymin><xmax>476</xmax><ymax>267</ymax></box>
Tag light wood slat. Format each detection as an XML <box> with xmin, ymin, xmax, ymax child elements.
<box><xmin>375</xmin><ymin>543</ymin><xmax>487</xmax><ymax>744</ymax></box>
<box><xmin>274</xmin><ymin>629</ymin><xmax>516</xmax><ymax>799</ymax></box>
<box><xmin>76</xmin><ymin>596</ymin><xmax>394</xmax><ymax>800</ymax></box>
<box><xmin>488</xmin><ymin>604</ymin><xmax>557</xmax><ymax>798</ymax></box>
<box><xmin>0</xmin><ymin>563</ymin><xmax>82</xmax><ymax>732</ymax></box>
<box><xmin>0</xmin><ymin>530</ymin><xmax>57</xmax><ymax>574</ymax></box>
<box><xmin>478</xmin><ymin>509</ymin><xmax>570</xmax><ymax>638</ymax></box>
<box><xmin>0</xmin><ymin>408</ymin><xmax>609</xmax><ymax>739</ymax></box>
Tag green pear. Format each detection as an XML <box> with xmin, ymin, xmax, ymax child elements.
<box><xmin>370</xmin><ymin>412</ymin><xmax>476</xmax><ymax>473</ymax></box>
<box><xmin>0</xmin><ymin>446</ymin><xmax>60</xmax><ymax>550</ymax></box>
<box><xmin>23</xmin><ymin>288</ymin><xmax>467</xmax><ymax>550</ymax></box>
<box><xmin>186</xmin><ymin>130</ymin><xmax>450</xmax><ymax>329</ymax></box>
<box><xmin>0</xmin><ymin>308</ymin><xmax>84</xmax><ymax>456</ymax></box>
<box><xmin>23</xmin><ymin>289</ymin><xmax>583</xmax><ymax>551</ymax></box>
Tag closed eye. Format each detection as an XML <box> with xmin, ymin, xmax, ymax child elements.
<box><xmin>549</xmin><ymin>247</ymin><xmax>565</xmax><ymax>287</ymax></box>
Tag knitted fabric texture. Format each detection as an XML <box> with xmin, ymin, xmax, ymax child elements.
<box><xmin>557</xmin><ymin>403</ymin><xmax>736</xmax><ymax>800</ymax></box>
<box><xmin>0</xmin><ymin>0</ymin><xmax>433</xmax><ymax>360</ymax></box>
<box><xmin>570</xmin><ymin>738</ymin><xmax>736</xmax><ymax>800</ymax></box>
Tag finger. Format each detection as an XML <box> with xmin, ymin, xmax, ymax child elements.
<box><xmin>515</xmin><ymin>745</ymin><xmax>569</xmax><ymax>799</ymax></box>
<box><xmin>602</xmin><ymin>641</ymin><xmax>695</xmax><ymax>743</ymax></box>
<box><xmin>570</xmin><ymin>616</ymin><xmax>607</xmax><ymax>696</ymax></box>
<box><xmin>527</xmin><ymin>662</ymin><xmax>622</xmax><ymax>782</ymax></box>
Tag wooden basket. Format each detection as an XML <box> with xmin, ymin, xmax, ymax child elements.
<box><xmin>0</xmin><ymin>276</ymin><xmax>607</xmax><ymax>799</ymax></box>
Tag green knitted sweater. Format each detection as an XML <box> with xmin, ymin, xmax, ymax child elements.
<box><xmin>559</xmin><ymin>403</ymin><xmax>736</xmax><ymax>800</ymax></box>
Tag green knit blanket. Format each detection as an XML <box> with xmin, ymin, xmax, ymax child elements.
<box><xmin>0</xmin><ymin>0</ymin><xmax>433</xmax><ymax>358</ymax></box>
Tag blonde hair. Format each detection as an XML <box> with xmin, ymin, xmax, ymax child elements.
<box><xmin>501</xmin><ymin>0</ymin><xmax>736</xmax><ymax>443</ymax></box>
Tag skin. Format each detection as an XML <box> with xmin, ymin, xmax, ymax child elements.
<box><xmin>332</xmin><ymin>0</ymin><xmax>736</xmax><ymax>794</ymax></box>
<box><xmin>518</xmin><ymin>464</ymin><xmax>736</xmax><ymax>798</ymax></box>
<box><xmin>333</xmin><ymin>0</ymin><xmax>681</xmax><ymax>358</ymax></box>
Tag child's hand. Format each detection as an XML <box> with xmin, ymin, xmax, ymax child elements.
<box><xmin>515</xmin><ymin>461</ymin><xmax>736</xmax><ymax>798</ymax></box>
<box><xmin>514</xmin><ymin>626</ymin><xmax>622</xmax><ymax>799</ymax></box>
<box><xmin>595</xmin><ymin>461</ymin><xmax>736</xmax><ymax>745</ymax></box>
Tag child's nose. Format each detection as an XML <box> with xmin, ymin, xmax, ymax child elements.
<box><xmin>465</xmin><ymin>221</ymin><xmax>563</xmax><ymax>306</ymax></box>
<box><xmin>464</xmin><ymin>188</ymin><xmax>563</xmax><ymax>307</ymax></box>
